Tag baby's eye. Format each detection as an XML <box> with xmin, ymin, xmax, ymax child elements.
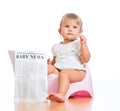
<box><xmin>65</xmin><ymin>25</ymin><xmax>69</xmax><ymax>28</ymax></box>
<box><xmin>73</xmin><ymin>26</ymin><xmax>77</xmax><ymax>28</ymax></box>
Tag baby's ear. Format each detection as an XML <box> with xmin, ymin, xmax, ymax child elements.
<box><xmin>58</xmin><ymin>28</ymin><xmax>61</xmax><ymax>34</ymax></box>
<box><xmin>79</xmin><ymin>28</ymin><xmax>83</xmax><ymax>33</ymax></box>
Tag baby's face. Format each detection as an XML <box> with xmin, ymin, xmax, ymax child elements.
<box><xmin>60</xmin><ymin>19</ymin><xmax>81</xmax><ymax>41</ymax></box>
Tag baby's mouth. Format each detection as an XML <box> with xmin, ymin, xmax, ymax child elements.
<box><xmin>67</xmin><ymin>33</ymin><xmax>73</xmax><ymax>35</ymax></box>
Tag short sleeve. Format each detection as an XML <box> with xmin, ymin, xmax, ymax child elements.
<box><xmin>75</xmin><ymin>40</ymin><xmax>81</xmax><ymax>55</ymax></box>
<box><xmin>51</xmin><ymin>44</ymin><xmax>57</xmax><ymax>57</ymax></box>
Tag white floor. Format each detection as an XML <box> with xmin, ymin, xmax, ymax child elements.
<box><xmin>0</xmin><ymin>79</ymin><xmax>120</xmax><ymax>111</ymax></box>
<box><xmin>91</xmin><ymin>79</ymin><xmax>120</xmax><ymax>111</ymax></box>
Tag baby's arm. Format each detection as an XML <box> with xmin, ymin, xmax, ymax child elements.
<box><xmin>80</xmin><ymin>35</ymin><xmax>90</xmax><ymax>63</ymax></box>
<box><xmin>47</xmin><ymin>56</ymin><xmax>56</xmax><ymax>65</ymax></box>
<box><xmin>47</xmin><ymin>56</ymin><xmax>59</xmax><ymax>75</ymax></box>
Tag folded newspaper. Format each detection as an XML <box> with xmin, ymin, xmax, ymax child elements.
<box><xmin>9</xmin><ymin>51</ymin><xmax>48</xmax><ymax>102</ymax></box>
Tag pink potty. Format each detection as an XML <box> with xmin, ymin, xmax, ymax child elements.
<box><xmin>48</xmin><ymin>65</ymin><xmax>93</xmax><ymax>99</ymax></box>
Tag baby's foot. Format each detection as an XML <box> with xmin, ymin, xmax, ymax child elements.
<box><xmin>47</xmin><ymin>93</ymin><xmax>65</xmax><ymax>103</ymax></box>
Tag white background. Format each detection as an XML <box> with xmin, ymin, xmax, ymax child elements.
<box><xmin>0</xmin><ymin>0</ymin><xmax>120</xmax><ymax>111</ymax></box>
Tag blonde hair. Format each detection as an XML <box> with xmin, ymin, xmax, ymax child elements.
<box><xmin>60</xmin><ymin>13</ymin><xmax>83</xmax><ymax>30</ymax></box>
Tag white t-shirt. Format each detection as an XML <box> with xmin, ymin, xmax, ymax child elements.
<box><xmin>52</xmin><ymin>39</ymin><xmax>86</xmax><ymax>70</ymax></box>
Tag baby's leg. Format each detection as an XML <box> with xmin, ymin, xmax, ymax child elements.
<box><xmin>47</xmin><ymin>69</ymin><xmax>85</xmax><ymax>102</ymax></box>
<box><xmin>47</xmin><ymin>93</ymin><xmax>64</xmax><ymax>102</ymax></box>
<box><xmin>47</xmin><ymin>64</ymin><xmax>59</xmax><ymax>75</ymax></box>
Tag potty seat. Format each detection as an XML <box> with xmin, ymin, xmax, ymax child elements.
<box><xmin>48</xmin><ymin>65</ymin><xmax>93</xmax><ymax>99</ymax></box>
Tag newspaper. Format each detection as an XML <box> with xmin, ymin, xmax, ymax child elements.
<box><xmin>14</xmin><ymin>51</ymin><xmax>48</xmax><ymax>102</ymax></box>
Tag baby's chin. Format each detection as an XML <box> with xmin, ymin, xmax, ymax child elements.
<box><xmin>67</xmin><ymin>37</ymin><xmax>78</xmax><ymax>41</ymax></box>
<box><xmin>64</xmin><ymin>36</ymin><xmax>78</xmax><ymax>41</ymax></box>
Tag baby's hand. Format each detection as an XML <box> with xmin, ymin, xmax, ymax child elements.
<box><xmin>47</xmin><ymin>58</ymin><xmax>51</xmax><ymax>64</ymax></box>
<box><xmin>80</xmin><ymin>35</ymin><xmax>86</xmax><ymax>45</ymax></box>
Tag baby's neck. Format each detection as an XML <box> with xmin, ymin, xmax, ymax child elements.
<box><xmin>61</xmin><ymin>39</ymin><xmax>76</xmax><ymax>44</ymax></box>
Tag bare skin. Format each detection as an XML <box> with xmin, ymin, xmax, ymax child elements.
<box><xmin>47</xmin><ymin>14</ymin><xmax>90</xmax><ymax>102</ymax></box>
<box><xmin>47</xmin><ymin>68</ymin><xmax>85</xmax><ymax>102</ymax></box>
<box><xmin>47</xmin><ymin>35</ymin><xmax>90</xmax><ymax>102</ymax></box>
